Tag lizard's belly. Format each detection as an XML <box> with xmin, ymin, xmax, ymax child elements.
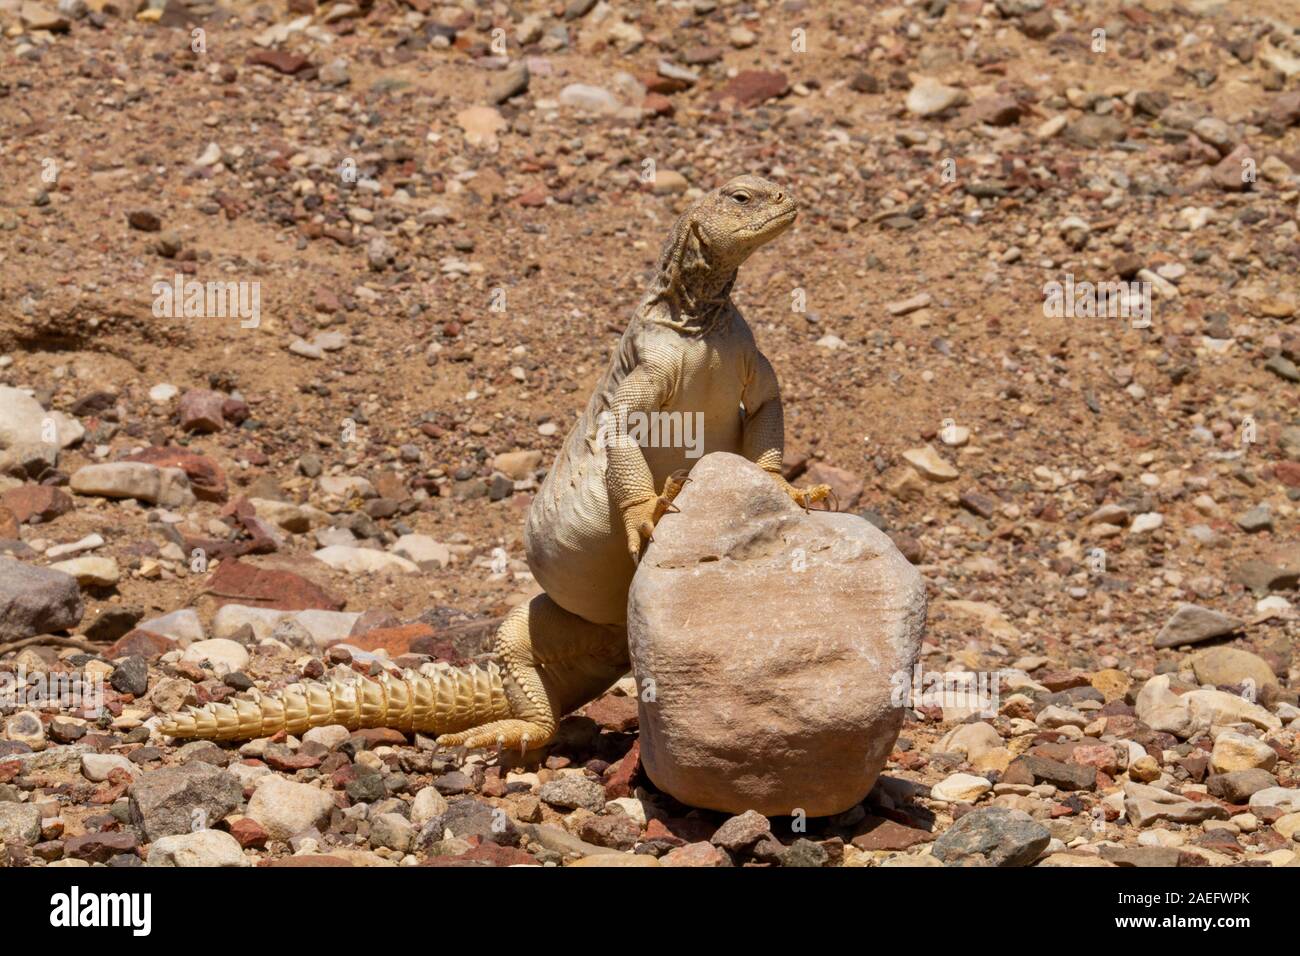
<box><xmin>641</xmin><ymin>388</ymin><xmax>744</xmax><ymax>481</ymax></box>
<box><xmin>525</xmin><ymin>440</ymin><xmax>632</xmax><ymax>626</ymax></box>
<box><xmin>523</xmin><ymin>353</ymin><xmax>747</xmax><ymax>627</ymax></box>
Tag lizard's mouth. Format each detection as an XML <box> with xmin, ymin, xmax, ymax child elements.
<box><xmin>737</xmin><ymin>203</ymin><xmax>798</xmax><ymax>238</ymax></box>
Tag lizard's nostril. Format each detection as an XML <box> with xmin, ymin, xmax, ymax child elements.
<box><xmin>774</xmin><ymin>192</ymin><xmax>783</xmax><ymax>202</ymax></box>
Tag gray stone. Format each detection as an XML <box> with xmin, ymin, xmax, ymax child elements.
<box><xmin>128</xmin><ymin>762</ymin><xmax>243</xmax><ymax>841</ymax></box>
<box><xmin>1153</xmin><ymin>603</ymin><xmax>1244</xmax><ymax>648</ymax></box>
<box><xmin>1207</xmin><ymin>769</ymin><xmax>1278</xmax><ymax>804</ymax></box>
<box><xmin>369</xmin><ymin>812</ymin><xmax>415</xmax><ymax>852</ymax></box>
<box><xmin>0</xmin><ymin>557</ymin><xmax>83</xmax><ymax>640</ymax></box>
<box><xmin>1248</xmin><ymin>787</ymin><xmax>1300</xmax><ymax>811</ymax></box>
<box><xmin>538</xmin><ymin>775</ymin><xmax>606</xmax><ymax>812</ymax></box>
<box><xmin>0</xmin><ymin>385</ymin><xmax>58</xmax><ymax>477</ymax></box>
<box><xmin>710</xmin><ymin>810</ymin><xmax>771</xmax><ymax>853</ymax></box>
<box><xmin>417</xmin><ymin>797</ymin><xmax>519</xmax><ymax>847</ymax></box>
<box><xmin>1099</xmin><ymin>845</ymin><xmax>1181</xmax><ymax>867</ymax></box>
<box><xmin>1236</xmin><ymin>506</ymin><xmax>1274</xmax><ymax>533</ymax></box>
<box><xmin>932</xmin><ymin>807</ymin><xmax>1050</xmax><ymax>867</ymax></box>
<box><xmin>0</xmin><ymin>803</ymin><xmax>42</xmax><ymax>846</ymax></box>
<box><xmin>110</xmin><ymin>656</ymin><xmax>149</xmax><ymax>696</ymax></box>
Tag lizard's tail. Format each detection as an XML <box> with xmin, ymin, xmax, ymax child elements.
<box><xmin>158</xmin><ymin>663</ymin><xmax>514</xmax><ymax>742</ymax></box>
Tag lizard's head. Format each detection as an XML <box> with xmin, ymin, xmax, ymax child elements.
<box><xmin>692</xmin><ymin>174</ymin><xmax>798</xmax><ymax>269</ymax></box>
<box><xmin>650</xmin><ymin>174</ymin><xmax>797</xmax><ymax>324</ymax></box>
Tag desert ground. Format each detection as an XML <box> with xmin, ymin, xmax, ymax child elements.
<box><xmin>0</xmin><ymin>0</ymin><xmax>1298</xmax><ymax>869</ymax></box>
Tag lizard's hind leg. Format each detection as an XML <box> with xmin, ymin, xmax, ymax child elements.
<box><xmin>435</xmin><ymin>594</ymin><xmax>629</xmax><ymax>754</ymax></box>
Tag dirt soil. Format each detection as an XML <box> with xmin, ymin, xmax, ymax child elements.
<box><xmin>0</xmin><ymin>0</ymin><xmax>1298</xmax><ymax>869</ymax></box>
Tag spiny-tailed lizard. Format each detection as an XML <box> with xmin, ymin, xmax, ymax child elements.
<box><xmin>162</xmin><ymin>175</ymin><xmax>830</xmax><ymax>749</ymax></box>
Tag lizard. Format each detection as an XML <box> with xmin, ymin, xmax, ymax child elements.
<box><xmin>161</xmin><ymin>174</ymin><xmax>831</xmax><ymax>749</ymax></box>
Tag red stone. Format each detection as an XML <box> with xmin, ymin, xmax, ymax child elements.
<box><xmin>104</xmin><ymin>629</ymin><xmax>178</xmax><ymax>660</ymax></box>
<box><xmin>228</xmin><ymin>818</ymin><xmax>269</xmax><ymax>849</ymax></box>
<box><xmin>642</xmin><ymin>818</ymin><xmax>685</xmax><ymax>847</ymax></box>
<box><xmin>641</xmin><ymin>73</ymin><xmax>689</xmax><ymax>95</ymax></box>
<box><xmin>343</xmin><ymin>623</ymin><xmax>436</xmax><ymax>655</ymax></box>
<box><xmin>517</xmin><ymin>185</ymin><xmax>548</xmax><ymax>207</ymax></box>
<box><xmin>124</xmin><ymin>447</ymin><xmax>228</xmax><ymax>502</ymax></box>
<box><xmin>643</xmin><ymin>93</ymin><xmax>674</xmax><ymax>117</ymax></box>
<box><xmin>1038</xmin><ymin>670</ymin><xmax>1092</xmax><ymax>691</ymax></box>
<box><xmin>850</xmin><ymin>816</ymin><xmax>934</xmax><ymax>851</ymax></box>
<box><xmin>247</xmin><ymin>50</ymin><xmax>313</xmax><ymax>75</ymax></box>
<box><xmin>661</xmin><ymin>841</ymin><xmax>728</xmax><ymax>867</ymax></box>
<box><xmin>1212</xmin><ymin>144</ymin><xmax>1256</xmax><ymax>192</ymax></box>
<box><xmin>64</xmin><ymin>831</ymin><xmax>139</xmax><ymax>862</ymax></box>
<box><xmin>423</xmin><ymin>843</ymin><xmax>539</xmax><ymax>867</ymax></box>
<box><xmin>712</xmin><ymin>70</ymin><xmax>789</xmax><ymax>108</ymax></box>
<box><xmin>1</xmin><ymin>485</ymin><xmax>74</xmax><ymax>523</ymax></box>
<box><xmin>1268</xmin><ymin>92</ymin><xmax>1300</xmax><ymax>127</ymax></box>
<box><xmin>603</xmin><ymin>739</ymin><xmax>641</xmax><ymax>800</ymax></box>
<box><xmin>350</xmin><ymin>728</ymin><xmax>408</xmax><ymax>747</ymax></box>
<box><xmin>178</xmin><ymin>389</ymin><xmax>226</xmax><ymax>432</ymax></box>
<box><xmin>265</xmin><ymin>749</ymin><xmax>322</xmax><ymax>772</ymax></box>
<box><xmin>0</xmin><ymin>506</ymin><xmax>15</xmax><ymax>539</ymax></box>
<box><xmin>803</xmin><ymin>461</ymin><xmax>864</xmax><ymax>509</ymax></box>
<box><xmin>583</xmin><ymin>694</ymin><xmax>639</xmax><ymax>733</ymax></box>
<box><xmin>204</xmin><ymin>559</ymin><xmax>345</xmax><ymax>612</ymax></box>
<box><xmin>1276</xmin><ymin>461</ymin><xmax>1300</xmax><ymax>488</ymax></box>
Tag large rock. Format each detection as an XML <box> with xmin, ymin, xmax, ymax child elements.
<box><xmin>627</xmin><ymin>452</ymin><xmax>926</xmax><ymax>816</ymax></box>
<box><xmin>0</xmin><ymin>557</ymin><xmax>84</xmax><ymax>640</ymax></box>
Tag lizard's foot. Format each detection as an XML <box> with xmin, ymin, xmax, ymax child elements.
<box><xmin>621</xmin><ymin>469</ymin><xmax>691</xmax><ymax>562</ymax></box>
<box><xmin>436</xmin><ymin>719</ymin><xmax>553</xmax><ymax>755</ymax></box>
<box><xmin>769</xmin><ymin>472</ymin><xmax>837</xmax><ymax>512</ymax></box>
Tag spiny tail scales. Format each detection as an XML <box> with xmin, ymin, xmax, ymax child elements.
<box><xmin>159</xmin><ymin>663</ymin><xmax>513</xmax><ymax>741</ymax></box>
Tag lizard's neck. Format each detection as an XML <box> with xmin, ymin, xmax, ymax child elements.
<box><xmin>647</xmin><ymin>213</ymin><xmax>739</xmax><ymax>334</ymax></box>
<box><xmin>652</xmin><ymin>269</ymin><xmax>735</xmax><ymax>334</ymax></box>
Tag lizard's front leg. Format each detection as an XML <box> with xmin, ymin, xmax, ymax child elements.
<box><xmin>742</xmin><ymin>352</ymin><xmax>834</xmax><ymax>510</ymax></box>
<box><xmin>606</xmin><ymin>363</ymin><xmax>686</xmax><ymax>562</ymax></box>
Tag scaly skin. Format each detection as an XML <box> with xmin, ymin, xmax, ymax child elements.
<box><xmin>159</xmin><ymin>663</ymin><xmax>511</xmax><ymax>740</ymax></box>
<box><xmin>162</xmin><ymin>175</ymin><xmax>829</xmax><ymax>751</ymax></box>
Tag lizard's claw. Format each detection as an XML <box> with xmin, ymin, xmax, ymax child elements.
<box><xmin>620</xmin><ymin>470</ymin><xmax>692</xmax><ymax>564</ymax></box>
<box><xmin>621</xmin><ymin>498</ymin><xmax>658</xmax><ymax>564</ymax></box>
<box><xmin>770</xmin><ymin>473</ymin><xmax>836</xmax><ymax>512</ymax></box>
<box><xmin>436</xmin><ymin>719</ymin><xmax>552</xmax><ymax>754</ymax></box>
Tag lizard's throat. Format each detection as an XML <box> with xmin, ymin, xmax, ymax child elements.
<box><xmin>657</xmin><ymin>269</ymin><xmax>735</xmax><ymax>333</ymax></box>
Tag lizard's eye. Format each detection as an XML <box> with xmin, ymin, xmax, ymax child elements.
<box><xmin>730</xmin><ymin>192</ymin><xmax>751</xmax><ymax>204</ymax></box>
